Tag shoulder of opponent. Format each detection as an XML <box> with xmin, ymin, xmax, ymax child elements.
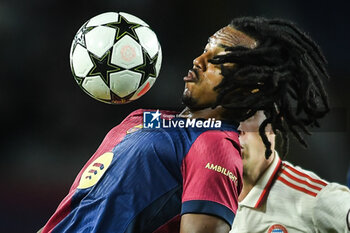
<box><xmin>311</xmin><ymin>181</ymin><xmax>350</xmax><ymax>231</ymax></box>
<box><xmin>277</xmin><ymin>161</ymin><xmax>328</xmax><ymax>198</ymax></box>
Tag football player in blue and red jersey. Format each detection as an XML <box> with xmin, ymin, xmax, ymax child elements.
<box><xmin>39</xmin><ymin>25</ymin><xmax>258</xmax><ymax>233</ymax></box>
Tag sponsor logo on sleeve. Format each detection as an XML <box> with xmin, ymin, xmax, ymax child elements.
<box><xmin>78</xmin><ymin>152</ymin><xmax>114</xmax><ymax>189</ymax></box>
<box><xmin>267</xmin><ymin>224</ymin><xmax>288</xmax><ymax>233</ymax></box>
<box><xmin>205</xmin><ymin>162</ymin><xmax>238</xmax><ymax>186</ymax></box>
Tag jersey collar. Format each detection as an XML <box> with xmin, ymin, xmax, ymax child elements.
<box><xmin>239</xmin><ymin>152</ymin><xmax>282</xmax><ymax>208</ymax></box>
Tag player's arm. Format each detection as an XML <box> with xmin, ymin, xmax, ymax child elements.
<box><xmin>180</xmin><ymin>213</ymin><xmax>230</xmax><ymax>233</ymax></box>
<box><xmin>37</xmin><ymin>227</ymin><xmax>43</xmax><ymax>233</ymax></box>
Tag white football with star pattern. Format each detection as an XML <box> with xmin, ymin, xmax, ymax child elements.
<box><xmin>70</xmin><ymin>12</ymin><xmax>162</xmax><ymax>104</ymax></box>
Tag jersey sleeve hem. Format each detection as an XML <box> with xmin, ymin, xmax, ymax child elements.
<box><xmin>181</xmin><ymin>200</ymin><xmax>235</xmax><ymax>227</ymax></box>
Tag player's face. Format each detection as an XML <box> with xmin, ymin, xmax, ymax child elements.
<box><xmin>238</xmin><ymin>111</ymin><xmax>275</xmax><ymax>172</ymax></box>
<box><xmin>182</xmin><ymin>26</ymin><xmax>256</xmax><ymax>110</ymax></box>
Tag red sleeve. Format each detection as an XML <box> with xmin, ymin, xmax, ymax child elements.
<box><xmin>181</xmin><ymin>130</ymin><xmax>242</xmax><ymax>226</ymax></box>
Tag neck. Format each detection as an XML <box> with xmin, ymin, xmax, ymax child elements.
<box><xmin>238</xmin><ymin>151</ymin><xmax>275</xmax><ymax>202</ymax></box>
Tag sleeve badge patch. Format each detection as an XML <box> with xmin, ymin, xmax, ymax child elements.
<box><xmin>267</xmin><ymin>224</ymin><xmax>288</xmax><ymax>233</ymax></box>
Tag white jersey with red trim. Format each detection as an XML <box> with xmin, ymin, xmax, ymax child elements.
<box><xmin>231</xmin><ymin>153</ymin><xmax>350</xmax><ymax>233</ymax></box>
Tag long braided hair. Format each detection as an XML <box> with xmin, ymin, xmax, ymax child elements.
<box><xmin>210</xmin><ymin>17</ymin><xmax>330</xmax><ymax>158</ymax></box>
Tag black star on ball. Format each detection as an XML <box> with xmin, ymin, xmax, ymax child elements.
<box><xmin>87</xmin><ymin>50</ymin><xmax>122</xmax><ymax>85</ymax></box>
<box><xmin>106</xmin><ymin>15</ymin><xmax>141</xmax><ymax>42</ymax></box>
<box><xmin>134</xmin><ymin>51</ymin><xmax>158</xmax><ymax>84</ymax></box>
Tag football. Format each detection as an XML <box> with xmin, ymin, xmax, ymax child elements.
<box><xmin>69</xmin><ymin>12</ymin><xmax>162</xmax><ymax>104</ymax></box>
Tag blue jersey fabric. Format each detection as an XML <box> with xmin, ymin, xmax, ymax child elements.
<box><xmin>49</xmin><ymin>110</ymin><xmax>240</xmax><ymax>233</ymax></box>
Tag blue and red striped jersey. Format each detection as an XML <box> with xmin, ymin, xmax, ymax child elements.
<box><xmin>42</xmin><ymin>109</ymin><xmax>242</xmax><ymax>233</ymax></box>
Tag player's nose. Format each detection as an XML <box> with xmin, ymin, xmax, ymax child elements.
<box><xmin>193</xmin><ymin>53</ymin><xmax>208</xmax><ymax>71</ymax></box>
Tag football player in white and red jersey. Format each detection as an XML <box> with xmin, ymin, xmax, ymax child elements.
<box><xmin>230</xmin><ymin>111</ymin><xmax>350</xmax><ymax>233</ymax></box>
<box><xmin>206</xmin><ymin>17</ymin><xmax>350</xmax><ymax>233</ymax></box>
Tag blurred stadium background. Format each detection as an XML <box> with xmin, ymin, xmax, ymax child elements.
<box><xmin>1</xmin><ymin>0</ymin><xmax>349</xmax><ymax>232</ymax></box>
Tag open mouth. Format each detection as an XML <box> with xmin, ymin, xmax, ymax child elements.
<box><xmin>183</xmin><ymin>69</ymin><xmax>199</xmax><ymax>82</ymax></box>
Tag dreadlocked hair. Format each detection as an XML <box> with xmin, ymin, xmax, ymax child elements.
<box><xmin>210</xmin><ymin>17</ymin><xmax>330</xmax><ymax>159</ymax></box>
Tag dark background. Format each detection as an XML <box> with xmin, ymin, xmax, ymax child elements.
<box><xmin>1</xmin><ymin>0</ymin><xmax>349</xmax><ymax>232</ymax></box>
